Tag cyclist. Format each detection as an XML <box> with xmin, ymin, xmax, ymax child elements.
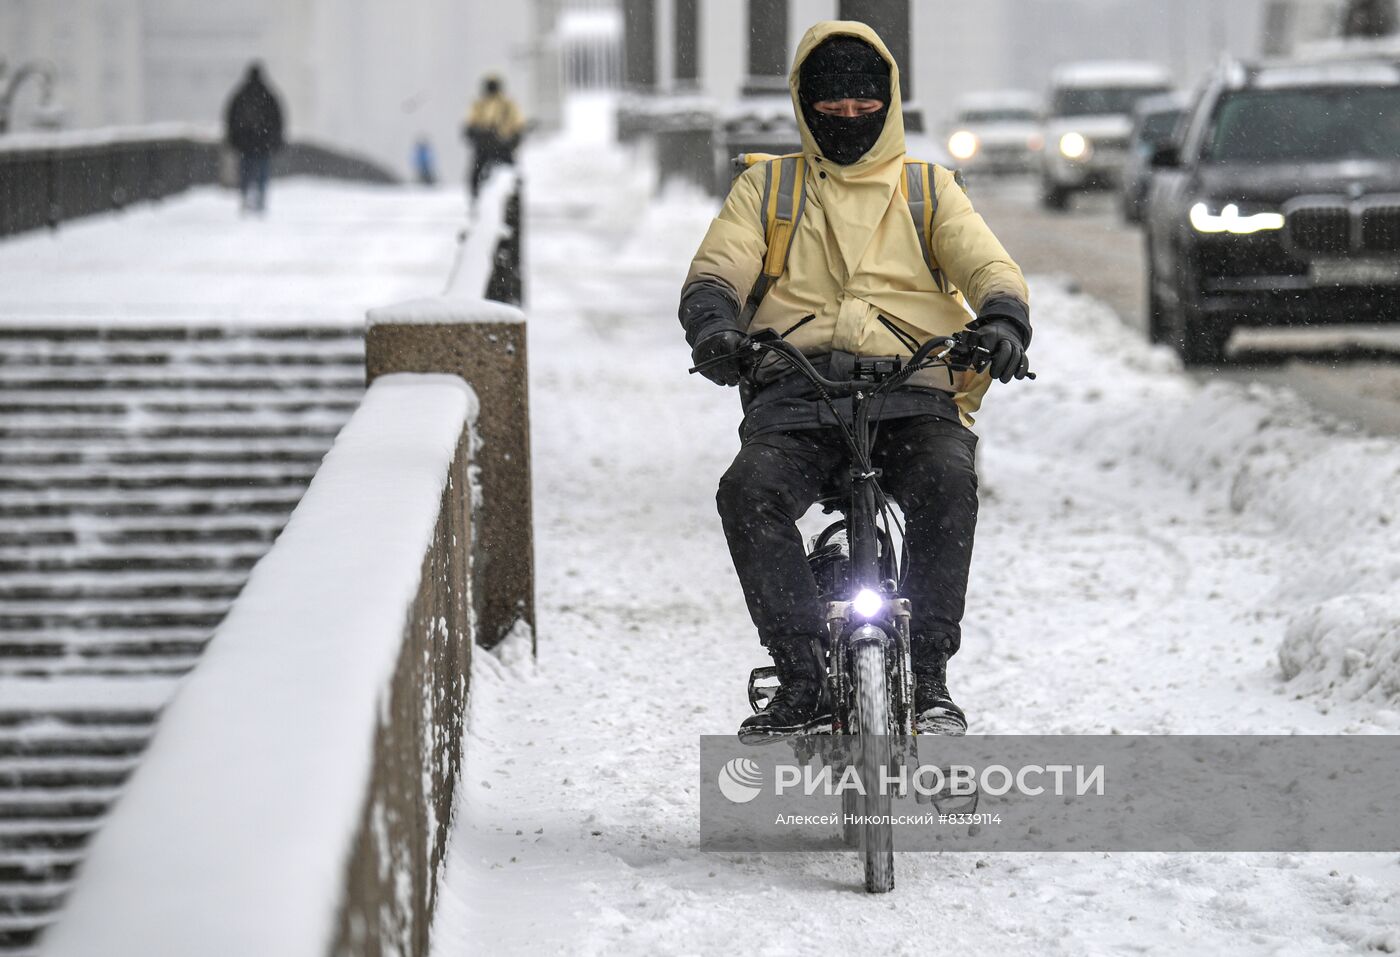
<box><xmin>463</xmin><ymin>75</ymin><xmax>525</xmax><ymax>200</ymax></box>
<box><xmin>679</xmin><ymin>21</ymin><xmax>1032</xmax><ymax>741</ymax></box>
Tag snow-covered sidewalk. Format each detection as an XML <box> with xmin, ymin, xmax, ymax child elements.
<box><xmin>429</xmin><ymin>137</ymin><xmax>1400</xmax><ymax>955</ymax></box>
<box><xmin>0</xmin><ymin>179</ymin><xmax>464</xmax><ymax>325</ymax></box>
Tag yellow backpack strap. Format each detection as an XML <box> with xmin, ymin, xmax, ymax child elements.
<box><xmin>741</xmin><ymin>154</ymin><xmax>807</xmax><ymax>322</ymax></box>
<box><xmin>903</xmin><ymin>159</ymin><xmax>946</xmax><ymax>292</ymax></box>
<box><xmin>731</xmin><ymin>151</ymin><xmax>778</xmax><ymax>184</ymax></box>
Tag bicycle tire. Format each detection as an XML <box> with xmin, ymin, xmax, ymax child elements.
<box><xmin>841</xmin><ymin>786</ymin><xmax>860</xmax><ymax>847</ymax></box>
<box><xmin>851</xmin><ymin>639</ymin><xmax>895</xmax><ymax>893</ymax></box>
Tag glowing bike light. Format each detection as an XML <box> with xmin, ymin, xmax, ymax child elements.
<box><xmin>852</xmin><ymin>588</ymin><xmax>883</xmax><ymax>618</ymax></box>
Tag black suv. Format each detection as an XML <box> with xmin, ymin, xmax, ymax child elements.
<box><xmin>1143</xmin><ymin>58</ymin><xmax>1400</xmax><ymax>364</ymax></box>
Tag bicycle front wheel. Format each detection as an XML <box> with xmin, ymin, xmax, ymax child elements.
<box><xmin>851</xmin><ymin>639</ymin><xmax>895</xmax><ymax>893</ymax></box>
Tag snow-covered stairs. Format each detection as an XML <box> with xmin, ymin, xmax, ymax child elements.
<box><xmin>0</xmin><ymin>325</ymin><xmax>363</xmax><ymax>956</ymax></box>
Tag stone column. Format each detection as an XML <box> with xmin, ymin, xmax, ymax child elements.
<box><xmin>743</xmin><ymin>0</ymin><xmax>788</xmax><ymax>96</ymax></box>
<box><xmin>674</xmin><ymin>0</ymin><xmax>700</xmax><ymax>89</ymax></box>
<box><xmin>838</xmin><ymin>0</ymin><xmax>921</xmax><ymax>131</ymax></box>
<box><xmin>622</xmin><ymin>0</ymin><xmax>658</xmax><ymax>91</ymax></box>
<box><xmin>365</xmin><ymin>304</ymin><xmax>535</xmax><ymax>653</ymax></box>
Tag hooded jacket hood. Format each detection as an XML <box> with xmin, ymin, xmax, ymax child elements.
<box><xmin>789</xmin><ymin>20</ymin><xmax>907</xmax><ymax>275</ymax></box>
<box><xmin>682</xmin><ymin>19</ymin><xmax>1030</xmax><ymax>427</ymax></box>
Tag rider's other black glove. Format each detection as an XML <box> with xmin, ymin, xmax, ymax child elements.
<box><xmin>970</xmin><ymin>318</ymin><xmax>1030</xmax><ymax>384</ymax></box>
<box><xmin>692</xmin><ymin>330</ymin><xmax>748</xmax><ymax>387</ymax></box>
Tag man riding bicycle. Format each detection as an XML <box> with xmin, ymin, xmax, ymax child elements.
<box><xmin>679</xmin><ymin>21</ymin><xmax>1032</xmax><ymax>741</ymax></box>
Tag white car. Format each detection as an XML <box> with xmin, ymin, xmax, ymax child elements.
<box><xmin>942</xmin><ymin>91</ymin><xmax>1044</xmax><ymax>176</ymax></box>
<box><xmin>1040</xmin><ymin>61</ymin><xmax>1172</xmax><ymax>211</ymax></box>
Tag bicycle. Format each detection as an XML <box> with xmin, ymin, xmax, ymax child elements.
<box><xmin>692</xmin><ymin>323</ymin><xmax>1033</xmax><ymax>893</ymax></box>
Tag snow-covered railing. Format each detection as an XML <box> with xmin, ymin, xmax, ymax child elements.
<box><xmin>0</xmin><ymin>125</ymin><xmax>398</xmax><ymax>238</ymax></box>
<box><xmin>445</xmin><ymin>166</ymin><xmax>523</xmax><ymax>305</ymax></box>
<box><xmin>369</xmin><ymin>161</ymin><xmax>531</xmax><ymax>651</ymax></box>
<box><xmin>41</xmin><ymin>374</ymin><xmax>478</xmax><ymax>957</ymax></box>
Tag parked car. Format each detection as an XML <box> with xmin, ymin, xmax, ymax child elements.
<box><xmin>942</xmin><ymin>91</ymin><xmax>1043</xmax><ymax>177</ymax></box>
<box><xmin>1121</xmin><ymin>92</ymin><xmax>1188</xmax><ymax>224</ymax></box>
<box><xmin>1143</xmin><ymin>58</ymin><xmax>1400</xmax><ymax>365</ymax></box>
<box><xmin>1040</xmin><ymin>61</ymin><xmax>1172</xmax><ymax>211</ymax></box>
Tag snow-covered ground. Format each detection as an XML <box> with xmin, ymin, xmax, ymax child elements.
<box><xmin>0</xmin><ymin>179</ymin><xmax>463</xmax><ymax>325</ymax></box>
<box><xmin>428</xmin><ymin>135</ymin><xmax>1400</xmax><ymax>954</ymax></box>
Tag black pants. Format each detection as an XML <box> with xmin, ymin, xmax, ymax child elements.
<box><xmin>717</xmin><ymin>416</ymin><xmax>979</xmax><ymax>656</ymax></box>
<box><xmin>470</xmin><ymin>146</ymin><xmax>514</xmax><ymax>198</ymax></box>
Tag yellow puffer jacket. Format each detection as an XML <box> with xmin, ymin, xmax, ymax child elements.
<box><xmin>466</xmin><ymin>93</ymin><xmax>525</xmax><ymax>140</ymax></box>
<box><xmin>682</xmin><ymin>19</ymin><xmax>1030</xmax><ymax>423</ymax></box>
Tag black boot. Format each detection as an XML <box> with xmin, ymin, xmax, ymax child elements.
<box><xmin>912</xmin><ymin>638</ymin><xmax>967</xmax><ymax>736</ymax></box>
<box><xmin>739</xmin><ymin>635</ymin><xmax>833</xmax><ymax>744</ymax></box>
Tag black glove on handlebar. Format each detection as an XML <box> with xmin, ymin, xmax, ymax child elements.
<box><xmin>970</xmin><ymin>318</ymin><xmax>1030</xmax><ymax>384</ymax></box>
<box><xmin>692</xmin><ymin>330</ymin><xmax>748</xmax><ymax>387</ymax></box>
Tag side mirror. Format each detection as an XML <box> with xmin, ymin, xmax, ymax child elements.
<box><xmin>1151</xmin><ymin>144</ymin><xmax>1181</xmax><ymax>169</ymax></box>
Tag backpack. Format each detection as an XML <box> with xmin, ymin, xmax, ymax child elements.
<box><xmin>730</xmin><ymin>152</ymin><xmax>963</xmax><ymax>323</ymax></box>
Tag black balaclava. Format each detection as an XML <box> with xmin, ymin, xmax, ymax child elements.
<box><xmin>484</xmin><ymin>77</ymin><xmax>502</xmax><ymax>96</ymax></box>
<box><xmin>798</xmin><ymin>36</ymin><xmax>891</xmax><ymax>166</ymax></box>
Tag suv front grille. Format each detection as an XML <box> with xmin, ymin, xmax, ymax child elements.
<box><xmin>1196</xmin><ymin>233</ymin><xmax>1304</xmax><ymax>281</ymax></box>
<box><xmin>1362</xmin><ymin>205</ymin><xmax>1400</xmax><ymax>253</ymax></box>
<box><xmin>1287</xmin><ymin>206</ymin><xmax>1351</xmax><ymax>255</ymax></box>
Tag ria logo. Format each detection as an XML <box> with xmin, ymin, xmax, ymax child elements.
<box><xmin>717</xmin><ymin>757</ymin><xmax>764</xmax><ymax>804</ymax></box>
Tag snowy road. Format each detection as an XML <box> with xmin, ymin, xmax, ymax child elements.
<box><xmin>430</xmin><ymin>139</ymin><xmax>1400</xmax><ymax>955</ymax></box>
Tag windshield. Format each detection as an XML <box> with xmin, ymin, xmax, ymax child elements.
<box><xmin>959</xmin><ymin>108</ymin><xmax>1039</xmax><ymax>124</ymax></box>
<box><xmin>1203</xmin><ymin>87</ymin><xmax>1400</xmax><ymax>163</ymax></box>
<box><xmin>1139</xmin><ymin>109</ymin><xmax>1182</xmax><ymax>143</ymax></box>
<box><xmin>1053</xmin><ymin>86</ymin><xmax>1170</xmax><ymax>116</ymax></box>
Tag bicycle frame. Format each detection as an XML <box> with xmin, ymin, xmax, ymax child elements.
<box><xmin>821</xmin><ymin>362</ymin><xmax>917</xmax><ymax>740</ymax></box>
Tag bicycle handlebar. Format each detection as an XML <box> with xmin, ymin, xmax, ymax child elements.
<box><xmin>688</xmin><ymin>328</ymin><xmax>1035</xmax><ymax>391</ymax></box>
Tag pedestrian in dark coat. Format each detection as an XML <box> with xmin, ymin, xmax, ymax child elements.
<box><xmin>224</xmin><ymin>63</ymin><xmax>285</xmax><ymax>214</ymax></box>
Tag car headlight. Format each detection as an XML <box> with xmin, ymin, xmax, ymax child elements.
<box><xmin>948</xmin><ymin>130</ymin><xmax>979</xmax><ymax>161</ymax></box>
<box><xmin>1059</xmin><ymin>132</ymin><xmax>1090</xmax><ymax>160</ymax></box>
<box><xmin>1189</xmin><ymin>202</ymin><xmax>1285</xmax><ymax>235</ymax></box>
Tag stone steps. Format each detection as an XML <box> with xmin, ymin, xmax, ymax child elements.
<box><xmin>0</xmin><ymin>324</ymin><xmax>362</xmax><ymax>952</ymax></box>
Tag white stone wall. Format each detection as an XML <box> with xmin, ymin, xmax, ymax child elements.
<box><xmin>0</xmin><ymin>0</ymin><xmax>537</xmax><ymax>179</ymax></box>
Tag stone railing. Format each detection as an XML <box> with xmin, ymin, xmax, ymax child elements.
<box><xmin>0</xmin><ymin>125</ymin><xmax>398</xmax><ymax>238</ymax></box>
<box><xmin>368</xmin><ymin>166</ymin><xmax>533</xmax><ymax>650</ymax></box>
<box><xmin>41</xmin><ymin>374</ymin><xmax>478</xmax><ymax>957</ymax></box>
<box><xmin>36</xmin><ymin>168</ymin><xmax>530</xmax><ymax>957</ymax></box>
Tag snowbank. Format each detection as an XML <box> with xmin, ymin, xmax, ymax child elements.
<box><xmin>991</xmin><ymin>281</ymin><xmax>1400</xmax><ymax>712</ymax></box>
<box><xmin>41</xmin><ymin>374</ymin><xmax>477</xmax><ymax>957</ymax></box>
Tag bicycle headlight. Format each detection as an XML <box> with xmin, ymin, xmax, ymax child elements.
<box><xmin>1058</xmin><ymin>132</ymin><xmax>1090</xmax><ymax>160</ymax></box>
<box><xmin>1189</xmin><ymin>201</ymin><xmax>1285</xmax><ymax>235</ymax></box>
<box><xmin>852</xmin><ymin>588</ymin><xmax>883</xmax><ymax>618</ymax></box>
<box><xmin>948</xmin><ymin>130</ymin><xmax>979</xmax><ymax>161</ymax></box>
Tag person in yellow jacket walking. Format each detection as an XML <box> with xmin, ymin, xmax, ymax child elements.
<box><xmin>680</xmin><ymin>20</ymin><xmax>1032</xmax><ymax>741</ymax></box>
<box><xmin>463</xmin><ymin>75</ymin><xmax>525</xmax><ymax>199</ymax></box>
